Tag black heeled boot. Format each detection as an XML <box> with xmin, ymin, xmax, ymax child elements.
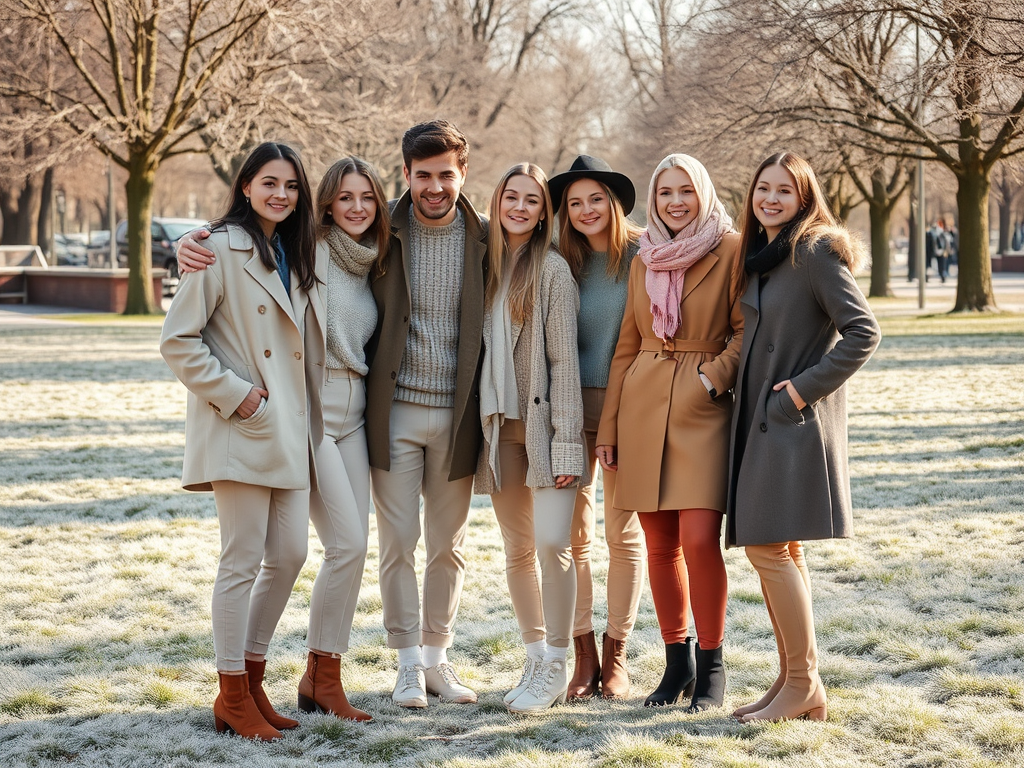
<box><xmin>644</xmin><ymin>637</ymin><xmax>696</xmax><ymax>707</ymax></box>
<box><xmin>687</xmin><ymin>644</ymin><xmax>725</xmax><ymax>712</ymax></box>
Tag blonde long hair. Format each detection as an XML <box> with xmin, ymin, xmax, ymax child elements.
<box><xmin>485</xmin><ymin>163</ymin><xmax>554</xmax><ymax>324</ymax></box>
<box><xmin>739</xmin><ymin>152</ymin><xmax>866</xmax><ymax>271</ymax></box>
<box><xmin>558</xmin><ymin>180</ymin><xmax>642</xmax><ymax>282</ymax></box>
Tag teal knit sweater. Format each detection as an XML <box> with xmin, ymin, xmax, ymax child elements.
<box><xmin>576</xmin><ymin>244</ymin><xmax>637</xmax><ymax>388</ymax></box>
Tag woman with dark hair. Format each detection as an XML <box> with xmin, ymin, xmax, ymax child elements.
<box><xmin>174</xmin><ymin>156</ymin><xmax>393</xmax><ymax>722</ymax></box>
<box><xmin>597</xmin><ymin>154</ymin><xmax>744</xmax><ymax>712</ymax></box>
<box><xmin>475</xmin><ymin>163</ymin><xmax>584</xmax><ymax>714</ymax></box>
<box><xmin>546</xmin><ymin>155</ymin><xmax>645</xmax><ymax>700</ymax></box>
<box><xmin>161</xmin><ymin>142</ymin><xmax>323</xmax><ymax>741</ymax></box>
<box><xmin>729</xmin><ymin>151</ymin><xmax>880</xmax><ymax>723</ymax></box>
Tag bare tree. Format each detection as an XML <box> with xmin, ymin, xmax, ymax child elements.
<box><xmin>717</xmin><ymin>0</ymin><xmax>1024</xmax><ymax>311</ymax></box>
<box><xmin>0</xmin><ymin>0</ymin><xmax>390</xmax><ymax>313</ymax></box>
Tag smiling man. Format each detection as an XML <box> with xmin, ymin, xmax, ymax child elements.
<box><xmin>364</xmin><ymin>120</ymin><xmax>488</xmax><ymax>709</ymax></box>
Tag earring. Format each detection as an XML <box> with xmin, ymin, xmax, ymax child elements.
<box><xmin>245</xmin><ymin>196</ymin><xmax>250</xmax><ymax>205</ymax></box>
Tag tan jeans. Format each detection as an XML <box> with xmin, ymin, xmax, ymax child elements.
<box><xmin>211</xmin><ymin>481</ymin><xmax>309</xmax><ymax>672</ymax></box>
<box><xmin>307</xmin><ymin>369</ymin><xmax>371</xmax><ymax>655</ymax></box>
<box><xmin>371</xmin><ymin>400</ymin><xmax>474</xmax><ymax>649</ymax></box>
<box><xmin>490</xmin><ymin>419</ymin><xmax>577</xmax><ymax>648</ymax></box>
<box><xmin>572</xmin><ymin>387</ymin><xmax>644</xmax><ymax>640</ymax></box>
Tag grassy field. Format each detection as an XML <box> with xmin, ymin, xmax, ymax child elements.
<box><xmin>1</xmin><ymin>301</ymin><xmax>1023</xmax><ymax>768</ymax></box>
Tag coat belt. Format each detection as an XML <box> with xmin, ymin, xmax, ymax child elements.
<box><xmin>639</xmin><ymin>338</ymin><xmax>726</xmax><ymax>357</ymax></box>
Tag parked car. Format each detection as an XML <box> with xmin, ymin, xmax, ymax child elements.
<box><xmin>53</xmin><ymin>234</ymin><xmax>88</xmax><ymax>266</ymax></box>
<box><xmin>116</xmin><ymin>217</ymin><xmax>206</xmax><ymax>294</ymax></box>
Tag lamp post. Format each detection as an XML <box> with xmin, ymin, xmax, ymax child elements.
<box><xmin>915</xmin><ymin>22</ymin><xmax>926</xmax><ymax>309</ymax></box>
<box><xmin>107</xmin><ymin>159</ymin><xmax>117</xmax><ymax>269</ymax></box>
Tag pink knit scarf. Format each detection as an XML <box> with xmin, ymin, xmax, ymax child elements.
<box><xmin>640</xmin><ymin>209</ymin><xmax>729</xmax><ymax>341</ymax></box>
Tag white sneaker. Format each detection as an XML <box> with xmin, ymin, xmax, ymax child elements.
<box><xmin>508</xmin><ymin>659</ymin><xmax>568</xmax><ymax>713</ymax></box>
<box><xmin>392</xmin><ymin>664</ymin><xmax>427</xmax><ymax>708</ymax></box>
<box><xmin>503</xmin><ymin>657</ymin><xmax>539</xmax><ymax>705</ymax></box>
<box><xmin>423</xmin><ymin>662</ymin><xmax>477</xmax><ymax>703</ymax></box>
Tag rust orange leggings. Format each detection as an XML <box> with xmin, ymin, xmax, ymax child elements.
<box><xmin>639</xmin><ymin>508</ymin><xmax>727</xmax><ymax>649</ymax></box>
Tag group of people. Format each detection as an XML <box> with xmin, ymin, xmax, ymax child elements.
<box><xmin>160</xmin><ymin>119</ymin><xmax>880</xmax><ymax>742</ymax></box>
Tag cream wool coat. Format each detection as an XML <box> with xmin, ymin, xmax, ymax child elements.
<box><xmin>474</xmin><ymin>251</ymin><xmax>586</xmax><ymax>493</ymax></box>
<box><xmin>161</xmin><ymin>225</ymin><xmax>326</xmax><ymax>492</ymax></box>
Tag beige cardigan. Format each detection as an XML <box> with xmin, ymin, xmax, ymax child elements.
<box><xmin>160</xmin><ymin>225</ymin><xmax>326</xmax><ymax>492</ymax></box>
<box><xmin>475</xmin><ymin>250</ymin><xmax>586</xmax><ymax>493</ymax></box>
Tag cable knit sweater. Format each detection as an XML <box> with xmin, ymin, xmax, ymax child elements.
<box><xmin>318</xmin><ymin>239</ymin><xmax>377</xmax><ymax>375</ymax></box>
<box><xmin>475</xmin><ymin>250</ymin><xmax>586</xmax><ymax>493</ymax></box>
<box><xmin>395</xmin><ymin>209</ymin><xmax>465</xmax><ymax>407</ymax></box>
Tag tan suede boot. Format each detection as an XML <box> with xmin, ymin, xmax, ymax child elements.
<box><xmin>601</xmin><ymin>633</ymin><xmax>630</xmax><ymax>699</ymax></box>
<box><xmin>213</xmin><ymin>672</ymin><xmax>282</xmax><ymax>741</ymax></box>
<box><xmin>298</xmin><ymin>652</ymin><xmax>372</xmax><ymax>722</ymax></box>
<box><xmin>245</xmin><ymin>659</ymin><xmax>299</xmax><ymax>730</ymax></box>
<box><xmin>566</xmin><ymin>631</ymin><xmax>601</xmax><ymax>700</ymax></box>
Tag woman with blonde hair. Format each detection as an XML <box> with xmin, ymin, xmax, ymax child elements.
<box><xmin>475</xmin><ymin>162</ymin><xmax>584</xmax><ymax>713</ymax></box>
<box><xmin>546</xmin><ymin>156</ymin><xmax>646</xmax><ymax>700</ymax></box>
<box><xmin>598</xmin><ymin>153</ymin><xmax>744</xmax><ymax>712</ymax></box>
<box><xmin>728</xmin><ymin>151</ymin><xmax>879</xmax><ymax>723</ymax></box>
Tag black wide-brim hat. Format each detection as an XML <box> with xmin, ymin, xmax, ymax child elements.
<box><xmin>548</xmin><ymin>155</ymin><xmax>636</xmax><ymax>215</ymax></box>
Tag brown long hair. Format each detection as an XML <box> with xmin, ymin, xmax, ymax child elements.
<box><xmin>485</xmin><ymin>163</ymin><xmax>555</xmax><ymax>324</ymax></box>
<box><xmin>208</xmin><ymin>142</ymin><xmax>318</xmax><ymax>291</ymax></box>
<box><xmin>738</xmin><ymin>151</ymin><xmax>866</xmax><ymax>271</ymax></box>
<box><xmin>557</xmin><ymin>180</ymin><xmax>642</xmax><ymax>282</ymax></box>
<box><xmin>316</xmin><ymin>156</ymin><xmax>391</xmax><ymax>266</ymax></box>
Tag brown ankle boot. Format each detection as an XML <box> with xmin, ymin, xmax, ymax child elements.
<box><xmin>298</xmin><ymin>652</ymin><xmax>372</xmax><ymax>722</ymax></box>
<box><xmin>245</xmin><ymin>659</ymin><xmax>299</xmax><ymax>730</ymax></box>
<box><xmin>601</xmin><ymin>633</ymin><xmax>630</xmax><ymax>699</ymax></box>
<box><xmin>567</xmin><ymin>631</ymin><xmax>601</xmax><ymax>700</ymax></box>
<box><xmin>214</xmin><ymin>672</ymin><xmax>282</xmax><ymax>741</ymax></box>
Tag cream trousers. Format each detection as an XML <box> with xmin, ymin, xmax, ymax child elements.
<box><xmin>490</xmin><ymin>418</ymin><xmax>577</xmax><ymax>648</ymax></box>
<box><xmin>210</xmin><ymin>481</ymin><xmax>309</xmax><ymax>672</ymax></box>
<box><xmin>371</xmin><ymin>400</ymin><xmax>474</xmax><ymax>649</ymax></box>
<box><xmin>307</xmin><ymin>369</ymin><xmax>371</xmax><ymax>656</ymax></box>
<box><xmin>572</xmin><ymin>387</ymin><xmax>644</xmax><ymax>640</ymax></box>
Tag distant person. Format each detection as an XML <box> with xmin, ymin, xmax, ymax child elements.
<box><xmin>933</xmin><ymin>221</ymin><xmax>950</xmax><ymax>283</ymax></box>
<box><xmin>728</xmin><ymin>151</ymin><xmax>880</xmax><ymax>723</ymax></box>
<box><xmin>475</xmin><ymin>163</ymin><xmax>583</xmax><ymax>713</ymax></box>
<box><xmin>161</xmin><ymin>142</ymin><xmax>323</xmax><ymax>741</ymax></box>
<box><xmin>1013</xmin><ymin>222</ymin><xmax>1024</xmax><ymax>252</ymax></box>
<box><xmin>548</xmin><ymin>155</ymin><xmax>645</xmax><ymax>700</ymax></box>
<box><xmin>597</xmin><ymin>154</ymin><xmax>744</xmax><ymax>712</ymax></box>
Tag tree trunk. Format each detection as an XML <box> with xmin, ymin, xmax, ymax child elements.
<box><xmin>997</xmin><ymin>194</ymin><xmax>1011</xmax><ymax>255</ymax></box>
<box><xmin>14</xmin><ymin>174</ymin><xmax>42</xmax><ymax>245</ymax></box>
<box><xmin>868</xmin><ymin>200</ymin><xmax>893</xmax><ymax>297</ymax></box>
<box><xmin>0</xmin><ymin>184</ymin><xmax>18</xmax><ymax>245</ymax></box>
<box><xmin>953</xmin><ymin>163</ymin><xmax>997</xmax><ymax>312</ymax></box>
<box><xmin>38</xmin><ymin>168</ymin><xmax>53</xmax><ymax>262</ymax></box>
<box><xmin>124</xmin><ymin>152</ymin><xmax>159</xmax><ymax>314</ymax></box>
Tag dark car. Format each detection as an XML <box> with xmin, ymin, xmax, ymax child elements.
<box><xmin>116</xmin><ymin>217</ymin><xmax>206</xmax><ymax>279</ymax></box>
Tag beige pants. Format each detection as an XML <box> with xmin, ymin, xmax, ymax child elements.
<box><xmin>572</xmin><ymin>387</ymin><xmax>644</xmax><ymax>640</ymax></box>
<box><xmin>307</xmin><ymin>369</ymin><xmax>371</xmax><ymax>655</ymax></box>
<box><xmin>490</xmin><ymin>419</ymin><xmax>577</xmax><ymax>648</ymax></box>
<box><xmin>211</xmin><ymin>481</ymin><xmax>309</xmax><ymax>672</ymax></box>
<box><xmin>371</xmin><ymin>400</ymin><xmax>474</xmax><ymax>649</ymax></box>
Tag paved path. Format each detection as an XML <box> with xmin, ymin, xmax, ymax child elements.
<box><xmin>0</xmin><ymin>304</ymin><xmax>94</xmax><ymax>328</ymax></box>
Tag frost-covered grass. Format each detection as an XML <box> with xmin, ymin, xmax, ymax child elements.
<box><xmin>1</xmin><ymin>309</ymin><xmax>1023</xmax><ymax>767</ymax></box>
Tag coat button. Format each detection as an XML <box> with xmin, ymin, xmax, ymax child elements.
<box><xmin>768</xmin><ymin>344</ymin><xmax>774</xmax><ymax>352</ymax></box>
<box><xmin>534</xmin><ymin>397</ymin><xmax>540</xmax><ymax>404</ymax></box>
<box><xmin>391</xmin><ymin>371</ymin><xmax>397</xmax><ymax>380</ymax></box>
<box><xmin>294</xmin><ymin>352</ymin><xmax>302</xmax><ymax>360</ymax></box>
<box><xmin>264</xmin><ymin>350</ymin><xmax>271</xmax><ymax>358</ymax></box>
<box><xmin>760</xmin><ymin>422</ymin><xmax>767</xmax><ymax>432</ymax></box>
<box><xmin>403</xmin><ymin>315</ymin><xmax>409</xmax><ymax>323</ymax></box>
<box><xmin>258</xmin><ymin>305</ymin><xmax>266</xmax><ymax>314</ymax></box>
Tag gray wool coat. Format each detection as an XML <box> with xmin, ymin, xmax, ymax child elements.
<box><xmin>726</xmin><ymin>236</ymin><xmax>881</xmax><ymax>548</ymax></box>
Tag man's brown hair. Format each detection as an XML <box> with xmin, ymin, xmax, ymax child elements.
<box><xmin>402</xmin><ymin>120</ymin><xmax>469</xmax><ymax>171</ymax></box>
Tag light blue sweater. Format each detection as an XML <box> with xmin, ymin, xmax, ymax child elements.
<box><xmin>577</xmin><ymin>244</ymin><xmax>637</xmax><ymax>388</ymax></box>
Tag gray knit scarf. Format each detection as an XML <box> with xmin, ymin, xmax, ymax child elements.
<box><xmin>325</xmin><ymin>224</ymin><xmax>378</xmax><ymax>277</ymax></box>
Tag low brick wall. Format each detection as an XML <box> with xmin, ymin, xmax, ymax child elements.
<box><xmin>992</xmin><ymin>253</ymin><xmax>1024</xmax><ymax>273</ymax></box>
<box><xmin>0</xmin><ymin>267</ymin><xmax>166</xmax><ymax>311</ymax></box>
